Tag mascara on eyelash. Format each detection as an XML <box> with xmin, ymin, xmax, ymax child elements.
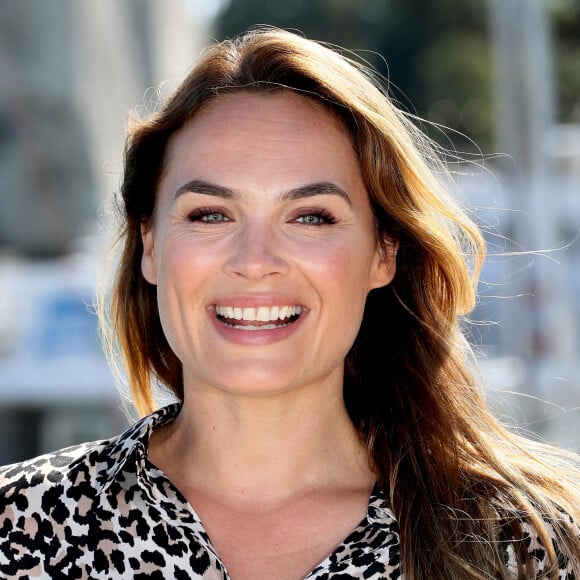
<box><xmin>187</xmin><ymin>207</ymin><xmax>231</xmax><ymax>222</ymax></box>
<box><xmin>186</xmin><ymin>208</ymin><xmax>339</xmax><ymax>224</ymax></box>
<box><xmin>294</xmin><ymin>209</ymin><xmax>338</xmax><ymax>225</ymax></box>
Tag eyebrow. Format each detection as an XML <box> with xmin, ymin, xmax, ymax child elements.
<box><xmin>173</xmin><ymin>179</ymin><xmax>352</xmax><ymax>206</ymax></box>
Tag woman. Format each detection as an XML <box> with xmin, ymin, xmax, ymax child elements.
<box><xmin>1</xmin><ymin>27</ymin><xmax>579</xmax><ymax>579</ymax></box>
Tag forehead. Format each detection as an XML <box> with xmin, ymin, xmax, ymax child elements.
<box><xmin>165</xmin><ymin>90</ymin><xmax>354</xmax><ymax>161</ymax></box>
<box><xmin>158</xmin><ymin>90</ymin><xmax>367</xmax><ymax>205</ymax></box>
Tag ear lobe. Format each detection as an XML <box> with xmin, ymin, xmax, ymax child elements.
<box><xmin>141</xmin><ymin>222</ymin><xmax>157</xmax><ymax>285</ymax></box>
<box><xmin>369</xmin><ymin>236</ymin><xmax>398</xmax><ymax>290</ymax></box>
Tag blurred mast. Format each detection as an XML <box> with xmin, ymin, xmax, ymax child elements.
<box><xmin>489</xmin><ymin>0</ymin><xmax>575</xmax><ymax>398</ymax></box>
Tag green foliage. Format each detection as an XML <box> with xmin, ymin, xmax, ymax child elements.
<box><xmin>215</xmin><ymin>0</ymin><xmax>491</xmax><ymax>151</ymax></box>
<box><xmin>215</xmin><ymin>0</ymin><xmax>578</xmax><ymax>150</ymax></box>
<box><xmin>551</xmin><ymin>0</ymin><xmax>580</xmax><ymax>122</ymax></box>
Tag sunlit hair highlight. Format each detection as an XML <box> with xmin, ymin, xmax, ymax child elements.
<box><xmin>100</xmin><ymin>27</ymin><xmax>580</xmax><ymax>579</ymax></box>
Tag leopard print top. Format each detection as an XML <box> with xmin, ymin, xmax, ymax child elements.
<box><xmin>0</xmin><ymin>404</ymin><xmax>575</xmax><ymax>579</ymax></box>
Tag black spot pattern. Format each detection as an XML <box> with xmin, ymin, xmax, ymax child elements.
<box><xmin>0</xmin><ymin>404</ymin><xmax>575</xmax><ymax>579</ymax></box>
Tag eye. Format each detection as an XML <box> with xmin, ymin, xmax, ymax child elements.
<box><xmin>188</xmin><ymin>207</ymin><xmax>231</xmax><ymax>223</ymax></box>
<box><xmin>294</xmin><ymin>210</ymin><xmax>337</xmax><ymax>226</ymax></box>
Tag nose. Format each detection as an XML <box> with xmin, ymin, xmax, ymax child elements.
<box><xmin>223</xmin><ymin>221</ymin><xmax>289</xmax><ymax>280</ymax></box>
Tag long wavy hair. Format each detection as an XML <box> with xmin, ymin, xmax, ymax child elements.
<box><xmin>100</xmin><ymin>27</ymin><xmax>580</xmax><ymax>579</ymax></box>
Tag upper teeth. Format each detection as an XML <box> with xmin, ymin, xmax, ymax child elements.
<box><xmin>215</xmin><ymin>305</ymin><xmax>302</xmax><ymax>322</ymax></box>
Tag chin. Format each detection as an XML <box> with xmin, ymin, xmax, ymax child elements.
<box><xmin>214</xmin><ymin>370</ymin><xmax>303</xmax><ymax>397</ymax></box>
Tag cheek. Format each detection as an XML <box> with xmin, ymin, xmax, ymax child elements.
<box><xmin>301</xmin><ymin>243</ymin><xmax>373</xmax><ymax>361</ymax></box>
<box><xmin>153</xmin><ymin>238</ymin><xmax>210</xmax><ymax>348</ymax></box>
<box><xmin>294</xmin><ymin>237</ymin><xmax>377</xmax><ymax>312</ymax></box>
<box><xmin>156</xmin><ymin>234</ymin><xmax>216</xmax><ymax>287</ymax></box>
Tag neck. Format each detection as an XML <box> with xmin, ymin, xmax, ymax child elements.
<box><xmin>149</xmin><ymin>378</ymin><xmax>373</xmax><ymax>503</ymax></box>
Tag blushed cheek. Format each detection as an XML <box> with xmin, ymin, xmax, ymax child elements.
<box><xmin>304</xmin><ymin>242</ymin><xmax>375</xmax><ymax>290</ymax></box>
<box><xmin>154</xmin><ymin>248</ymin><xmax>193</xmax><ymax>355</ymax></box>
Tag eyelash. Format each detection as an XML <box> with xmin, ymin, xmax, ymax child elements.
<box><xmin>186</xmin><ymin>207</ymin><xmax>338</xmax><ymax>226</ymax></box>
<box><xmin>293</xmin><ymin>209</ymin><xmax>338</xmax><ymax>225</ymax></box>
<box><xmin>187</xmin><ymin>207</ymin><xmax>231</xmax><ymax>223</ymax></box>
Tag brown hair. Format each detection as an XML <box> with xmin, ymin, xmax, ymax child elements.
<box><xmin>101</xmin><ymin>27</ymin><xmax>580</xmax><ymax>578</ymax></box>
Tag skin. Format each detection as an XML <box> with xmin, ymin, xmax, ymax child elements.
<box><xmin>143</xmin><ymin>91</ymin><xmax>397</xmax><ymax>579</ymax></box>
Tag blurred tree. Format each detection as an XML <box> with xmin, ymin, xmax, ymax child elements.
<box><xmin>550</xmin><ymin>0</ymin><xmax>580</xmax><ymax>123</ymax></box>
<box><xmin>215</xmin><ymin>0</ymin><xmax>491</xmax><ymax>151</ymax></box>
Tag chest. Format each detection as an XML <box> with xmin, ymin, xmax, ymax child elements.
<box><xmin>5</xmin><ymin>479</ymin><xmax>401</xmax><ymax>579</ymax></box>
<box><xmin>188</xmin><ymin>491</ymin><xmax>371</xmax><ymax>580</ymax></box>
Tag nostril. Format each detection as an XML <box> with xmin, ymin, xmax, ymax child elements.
<box><xmin>224</xmin><ymin>247</ymin><xmax>290</xmax><ymax>279</ymax></box>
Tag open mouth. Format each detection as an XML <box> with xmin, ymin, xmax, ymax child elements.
<box><xmin>215</xmin><ymin>305</ymin><xmax>303</xmax><ymax>330</ymax></box>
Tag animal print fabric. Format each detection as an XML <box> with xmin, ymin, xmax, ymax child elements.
<box><xmin>0</xmin><ymin>404</ymin><xmax>574</xmax><ymax>579</ymax></box>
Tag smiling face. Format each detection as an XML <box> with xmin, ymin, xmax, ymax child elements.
<box><xmin>141</xmin><ymin>91</ymin><xmax>396</xmax><ymax>398</ymax></box>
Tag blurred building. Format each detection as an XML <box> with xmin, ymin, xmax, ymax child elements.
<box><xmin>0</xmin><ymin>0</ymin><xmax>215</xmax><ymax>463</ymax></box>
<box><xmin>0</xmin><ymin>1</ymin><xmax>94</xmax><ymax>256</ymax></box>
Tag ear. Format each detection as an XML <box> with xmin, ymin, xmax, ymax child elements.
<box><xmin>368</xmin><ymin>235</ymin><xmax>398</xmax><ymax>290</ymax></box>
<box><xmin>141</xmin><ymin>221</ymin><xmax>158</xmax><ymax>285</ymax></box>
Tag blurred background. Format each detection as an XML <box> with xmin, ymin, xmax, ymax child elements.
<box><xmin>0</xmin><ymin>0</ymin><xmax>579</xmax><ymax>463</ymax></box>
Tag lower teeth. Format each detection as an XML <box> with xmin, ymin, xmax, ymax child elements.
<box><xmin>218</xmin><ymin>314</ymin><xmax>298</xmax><ymax>330</ymax></box>
<box><xmin>230</xmin><ymin>323</ymin><xmax>288</xmax><ymax>330</ymax></box>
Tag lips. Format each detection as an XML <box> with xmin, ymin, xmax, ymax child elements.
<box><xmin>215</xmin><ymin>305</ymin><xmax>303</xmax><ymax>330</ymax></box>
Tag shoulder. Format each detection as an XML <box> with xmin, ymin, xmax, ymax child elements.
<box><xmin>0</xmin><ymin>439</ymin><xmax>119</xmax><ymax>577</ymax></box>
<box><xmin>502</xmin><ymin>510</ymin><xmax>579</xmax><ymax>579</ymax></box>
<box><xmin>0</xmin><ymin>438</ymin><xmax>116</xmax><ymax>517</ymax></box>
<box><xmin>0</xmin><ymin>403</ymin><xmax>180</xmax><ymax>515</ymax></box>
<box><xmin>0</xmin><ymin>406</ymin><xmax>180</xmax><ymax>577</ymax></box>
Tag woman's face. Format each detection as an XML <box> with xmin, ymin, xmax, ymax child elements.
<box><xmin>142</xmin><ymin>91</ymin><xmax>396</xmax><ymax>398</ymax></box>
